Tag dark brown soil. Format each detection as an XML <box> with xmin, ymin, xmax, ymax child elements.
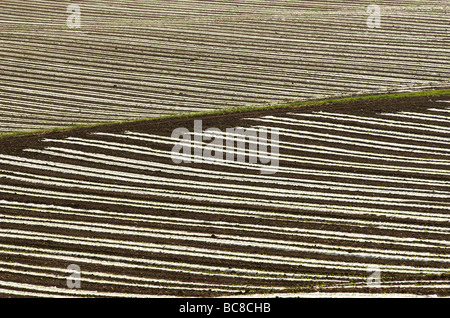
<box><xmin>0</xmin><ymin>94</ymin><xmax>449</xmax><ymax>298</ymax></box>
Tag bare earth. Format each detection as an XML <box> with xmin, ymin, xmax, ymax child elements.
<box><xmin>0</xmin><ymin>95</ymin><xmax>449</xmax><ymax>297</ymax></box>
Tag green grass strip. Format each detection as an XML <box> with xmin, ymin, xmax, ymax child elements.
<box><xmin>1</xmin><ymin>88</ymin><xmax>449</xmax><ymax>140</ymax></box>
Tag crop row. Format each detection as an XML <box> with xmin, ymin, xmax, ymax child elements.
<box><xmin>0</xmin><ymin>0</ymin><xmax>449</xmax><ymax>134</ymax></box>
<box><xmin>0</xmin><ymin>100</ymin><xmax>449</xmax><ymax>296</ymax></box>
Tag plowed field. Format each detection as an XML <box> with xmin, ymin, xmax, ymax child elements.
<box><xmin>0</xmin><ymin>95</ymin><xmax>449</xmax><ymax>297</ymax></box>
<box><xmin>0</xmin><ymin>0</ymin><xmax>449</xmax><ymax>134</ymax></box>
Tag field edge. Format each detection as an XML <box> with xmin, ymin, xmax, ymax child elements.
<box><xmin>2</xmin><ymin>87</ymin><xmax>450</xmax><ymax>141</ymax></box>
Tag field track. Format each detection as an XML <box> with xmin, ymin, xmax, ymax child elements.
<box><xmin>0</xmin><ymin>94</ymin><xmax>449</xmax><ymax>297</ymax></box>
<box><xmin>0</xmin><ymin>0</ymin><xmax>449</xmax><ymax>134</ymax></box>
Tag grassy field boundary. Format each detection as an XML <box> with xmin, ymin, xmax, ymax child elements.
<box><xmin>2</xmin><ymin>88</ymin><xmax>449</xmax><ymax>140</ymax></box>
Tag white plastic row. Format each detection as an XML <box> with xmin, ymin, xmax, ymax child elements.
<box><xmin>0</xmin><ymin>230</ymin><xmax>446</xmax><ymax>275</ymax></box>
<box><xmin>2</xmin><ymin>213</ymin><xmax>449</xmax><ymax>263</ymax></box>
<box><xmin>0</xmin><ymin>199</ymin><xmax>445</xmax><ymax>250</ymax></box>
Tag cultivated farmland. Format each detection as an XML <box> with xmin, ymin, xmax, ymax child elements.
<box><xmin>0</xmin><ymin>94</ymin><xmax>449</xmax><ymax>297</ymax></box>
<box><xmin>0</xmin><ymin>0</ymin><xmax>449</xmax><ymax>298</ymax></box>
<box><xmin>0</xmin><ymin>0</ymin><xmax>449</xmax><ymax>134</ymax></box>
